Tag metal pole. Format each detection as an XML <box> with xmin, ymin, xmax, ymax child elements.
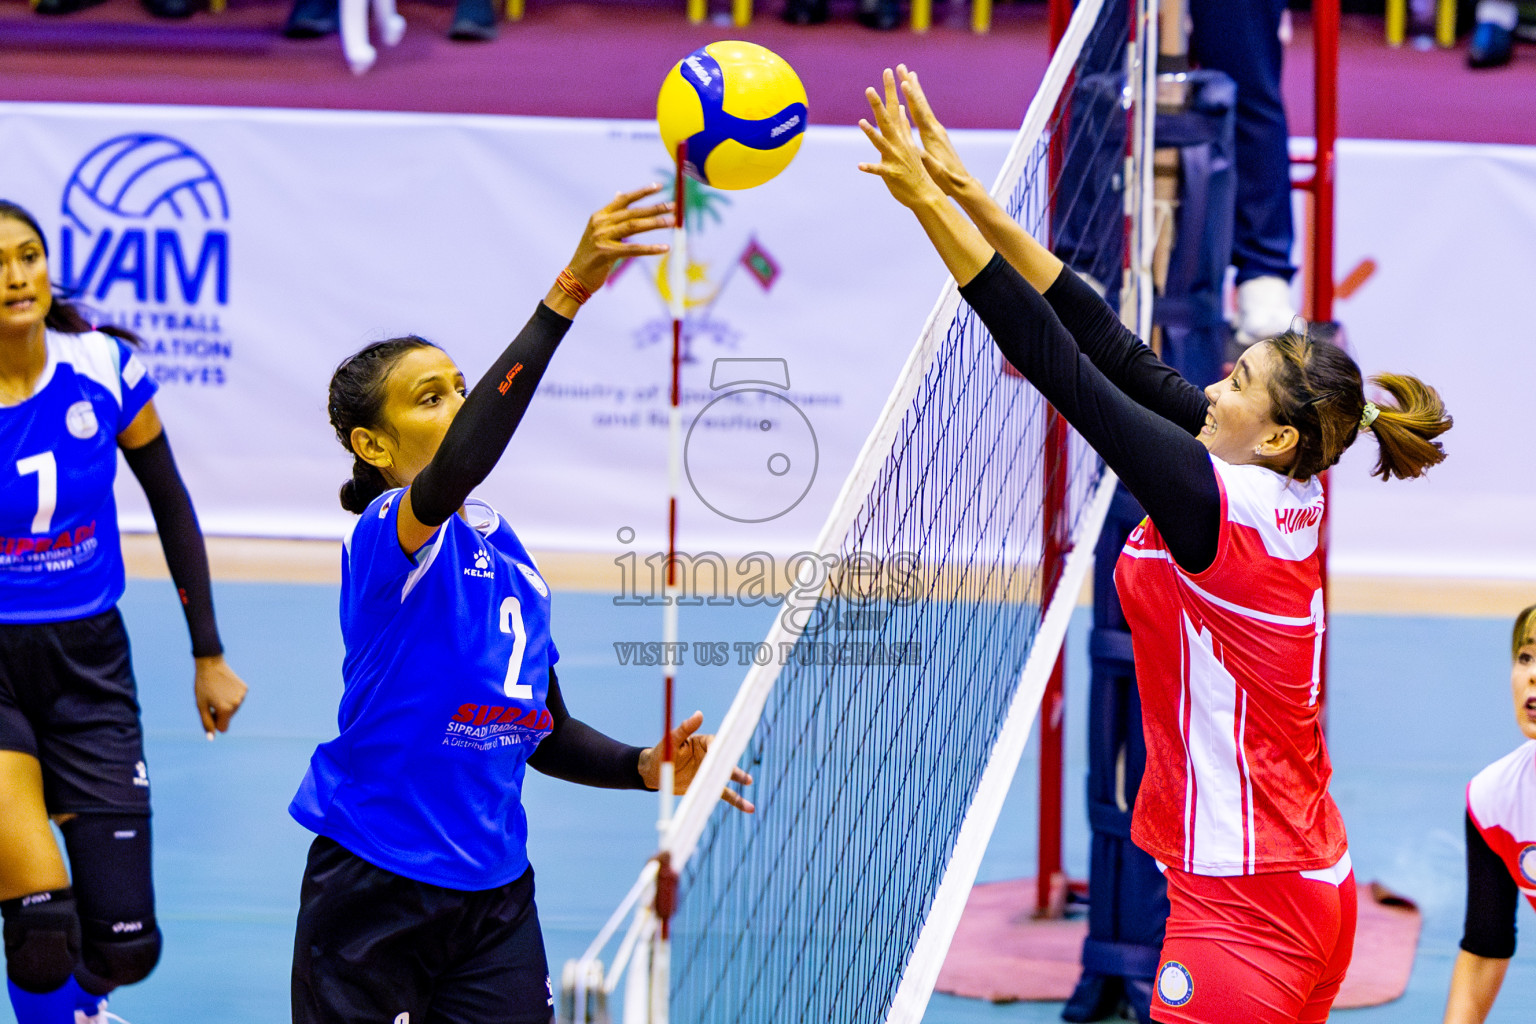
<box><xmin>1033</xmin><ymin>0</ymin><xmax>1076</xmax><ymax>921</ymax></box>
<box><xmin>1313</xmin><ymin>0</ymin><xmax>1337</xmax><ymax>716</ymax></box>
<box><xmin>1312</xmin><ymin>0</ymin><xmax>1337</xmax><ymax>325</ymax></box>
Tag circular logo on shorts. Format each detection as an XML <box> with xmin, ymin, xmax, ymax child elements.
<box><xmin>66</xmin><ymin>400</ymin><xmax>98</xmax><ymax>439</ymax></box>
<box><xmin>1157</xmin><ymin>960</ymin><xmax>1194</xmax><ymax>1007</ymax></box>
<box><xmin>1518</xmin><ymin>844</ymin><xmax>1536</xmax><ymax>886</ymax></box>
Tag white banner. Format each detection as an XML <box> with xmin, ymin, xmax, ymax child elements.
<box><xmin>0</xmin><ymin>102</ymin><xmax>1011</xmax><ymax>558</ymax></box>
<box><xmin>1328</xmin><ymin>138</ymin><xmax>1536</xmax><ymax>579</ymax></box>
<box><xmin>1</xmin><ymin>106</ymin><xmax>1532</xmax><ymax>577</ymax></box>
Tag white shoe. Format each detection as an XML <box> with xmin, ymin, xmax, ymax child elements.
<box><xmin>1233</xmin><ymin>275</ymin><xmax>1297</xmax><ymax>346</ymax></box>
<box><xmin>76</xmin><ymin>998</ymin><xmax>132</xmax><ymax>1024</ymax></box>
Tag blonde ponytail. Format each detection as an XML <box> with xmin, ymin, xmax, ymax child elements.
<box><xmin>1364</xmin><ymin>373</ymin><xmax>1451</xmax><ymax>481</ymax></box>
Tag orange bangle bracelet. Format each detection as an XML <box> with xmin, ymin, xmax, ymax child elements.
<box><xmin>556</xmin><ymin>268</ymin><xmax>593</xmax><ymax>305</ymax></box>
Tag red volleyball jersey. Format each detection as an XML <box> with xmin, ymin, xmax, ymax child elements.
<box><xmin>1114</xmin><ymin>457</ymin><xmax>1346</xmax><ymax>876</ymax></box>
<box><xmin>1467</xmin><ymin>740</ymin><xmax>1536</xmax><ymax>911</ymax></box>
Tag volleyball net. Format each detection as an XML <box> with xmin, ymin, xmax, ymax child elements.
<box><xmin>564</xmin><ymin>1</ymin><xmax>1157</xmax><ymax>1020</ymax></box>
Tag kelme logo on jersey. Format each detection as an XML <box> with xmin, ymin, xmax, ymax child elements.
<box><xmin>1518</xmin><ymin>844</ymin><xmax>1536</xmax><ymax>886</ymax></box>
<box><xmin>55</xmin><ymin>133</ymin><xmax>233</xmax><ymax>387</ymax></box>
<box><xmin>465</xmin><ymin>549</ymin><xmax>494</xmax><ymax>580</ymax></box>
<box><xmin>1156</xmin><ymin>961</ymin><xmax>1193</xmax><ymax>1007</ymax></box>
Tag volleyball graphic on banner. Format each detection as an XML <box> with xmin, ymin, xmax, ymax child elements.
<box><xmin>62</xmin><ymin>133</ymin><xmax>228</xmax><ymax>237</ymax></box>
<box><xmin>657</xmin><ymin>41</ymin><xmax>808</xmax><ymax>190</ymax></box>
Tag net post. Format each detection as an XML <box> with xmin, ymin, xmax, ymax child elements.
<box><xmin>1311</xmin><ymin>0</ymin><xmax>1337</xmax><ymax>325</ymax></box>
<box><xmin>1048</xmin><ymin>0</ymin><xmax>1070</xmax><ymax>45</ymax></box>
<box><xmin>1311</xmin><ymin>0</ymin><xmax>1337</xmax><ymax>712</ymax></box>
<box><xmin>1033</xmin><ymin>0</ymin><xmax>1077</xmax><ymax>922</ymax></box>
<box><xmin>1035</xmin><ymin>408</ymin><xmax>1070</xmax><ymax>918</ymax></box>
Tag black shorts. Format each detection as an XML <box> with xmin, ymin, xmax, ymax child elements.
<box><xmin>292</xmin><ymin>836</ymin><xmax>554</xmax><ymax>1024</ymax></box>
<box><xmin>0</xmin><ymin>608</ymin><xmax>149</xmax><ymax>815</ymax></box>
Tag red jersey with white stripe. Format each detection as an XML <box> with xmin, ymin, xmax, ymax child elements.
<box><xmin>1114</xmin><ymin>457</ymin><xmax>1345</xmax><ymax>876</ymax></box>
<box><xmin>1467</xmin><ymin>740</ymin><xmax>1536</xmax><ymax>911</ymax></box>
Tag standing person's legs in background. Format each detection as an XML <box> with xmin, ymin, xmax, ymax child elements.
<box><xmin>1188</xmin><ymin>0</ymin><xmax>1297</xmax><ymax>345</ymax></box>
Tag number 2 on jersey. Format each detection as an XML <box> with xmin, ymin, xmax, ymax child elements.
<box><xmin>499</xmin><ymin>595</ymin><xmax>531</xmax><ymax>699</ymax></box>
<box><xmin>17</xmin><ymin>452</ymin><xmax>56</xmax><ymax>534</ymax></box>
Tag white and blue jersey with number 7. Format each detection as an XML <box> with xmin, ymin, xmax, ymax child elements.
<box><xmin>0</xmin><ymin>330</ymin><xmax>156</xmax><ymax>623</ymax></box>
<box><xmin>289</xmin><ymin>489</ymin><xmax>558</xmax><ymax>890</ymax></box>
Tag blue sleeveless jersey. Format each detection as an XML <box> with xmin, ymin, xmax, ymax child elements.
<box><xmin>290</xmin><ymin>490</ymin><xmax>558</xmax><ymax>890</ymax></box>
<box><xmin>0</xmin><ymin>330</ymin><xmax>157</xmax><ymax>623</ymax></box>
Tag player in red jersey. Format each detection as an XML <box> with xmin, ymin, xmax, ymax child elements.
<box><xmin>1442</xmin><ymin>604</ymin><xmax>1536</xmax><ymax>1023</ymax></box>
<box><xmin>860</xmin><ymin>67</ymin><xmax>1453</xmax><ymax>1024</ymax></box>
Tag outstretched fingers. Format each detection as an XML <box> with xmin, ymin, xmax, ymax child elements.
<box><xmin>898</xmin><ymin>66</ymin><xmax>936</xmax><ymax>130</ymax></box>
<box><xmin>857</xmin><ymin>74</ymin><xmax>912</xmax><ymax>169</ymax></box>
<box><xmin>604</xmin><ymin>182</ymin><xmax>666</xmax><ymax>213</ymax></box>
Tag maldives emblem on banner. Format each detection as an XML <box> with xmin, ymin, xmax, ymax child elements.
<box><xmin>611</xmin><ymin>172</ymin><xmax>783</xmax><ymax>362</ymax></box>
<box><xmin>54</xmin><ymin>132</ymin><xmax>233</xmax><ymax>388</ymax></box>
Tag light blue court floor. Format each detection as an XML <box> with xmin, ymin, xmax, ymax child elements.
<box><xmin>5</xmin><ymin>580</ymin><xmax>1533</xmax><ymax>1024</ymax></box>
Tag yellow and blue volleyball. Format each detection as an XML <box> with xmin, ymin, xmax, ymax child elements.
<box><xmin>656</xmin><ymin>42</ymin><xmax>808</xmax><ymax>191</ymax></box>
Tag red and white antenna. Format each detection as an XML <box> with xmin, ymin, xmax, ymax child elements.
<box><xmin>649</xmin><ymin>139</ymin><xmax>689</xmax><ymax>1024</ymax></box>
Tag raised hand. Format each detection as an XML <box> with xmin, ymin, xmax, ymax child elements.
<box><xmin>638</xmin><ymin>710</ymin><xmax>756</xmax><ymax>814</ymax></box>
<box><xmin>858</xmin><ymin>67</ymin><xmax>945</xmax><ymax>211</ymax></box>
<box><xmin>566</xmin><ymin>184</ymin><xmax>675</xmax><ymax>294</ymax></box>
<box><xmin>898</xmin><ymin>65</ymin><xmax>980</xmax><ymax>201</ymax></box>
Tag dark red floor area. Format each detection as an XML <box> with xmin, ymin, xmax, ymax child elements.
<box><xmin>1</xmin><ymin>1</ymin><xmax>1535</xmax><ymax>140</ymax></box>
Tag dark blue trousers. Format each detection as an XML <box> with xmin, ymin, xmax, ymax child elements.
<box><xmin>1188</xmin><ymin>0</ymin><xmax>1295</xmax><ymax>283</ymax></box>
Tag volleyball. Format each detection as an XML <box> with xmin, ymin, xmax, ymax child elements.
<box><xmin>656</xmin><ymin>41</ymin><xmax>808</xmax><ymax>191</ymax></box>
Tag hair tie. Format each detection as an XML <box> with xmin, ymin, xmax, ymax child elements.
<box><xmin>556</xmin><ymin>268</ymin><xmax>593</xmax><ymax>306</ymax></box>
<box><xmin>1359</xmin><ymin>401</ymin><xmax>1380</xmax><ymax>431</ymax></box>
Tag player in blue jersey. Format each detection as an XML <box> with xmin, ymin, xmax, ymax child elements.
<box><xmin>290</xmin><ymin>183</ymin><xmax>753</xmax><ymax>1024</ymax></box>
<box><xmin>0</xmin><ymin>200</ymin><xmax>248</xmax><ymax>1024</ymax></box>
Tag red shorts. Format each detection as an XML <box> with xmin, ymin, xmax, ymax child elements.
<box><xmin>1151</xmin><ymin>857</ymin><xmax>1357</xmax><ymax>1024</ymax></box>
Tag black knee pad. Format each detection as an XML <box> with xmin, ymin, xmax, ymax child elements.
<box><xmin>1</xmin><ymin>888</ymin><xmax>81</xmax><ymax>994</ymax></box>
<box><xmin>59</xmin><ymin>813</ymin><xmax>161</xmax><ymax>988</ymax></box>
<box><xmin>78</xmin><ymin>920</ymin><xmax>161</xmax><ymax>987</ymax></box>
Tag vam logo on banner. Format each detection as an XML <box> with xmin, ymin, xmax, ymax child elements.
<box><xmin>57</xmin><ymin>132</ymin><xmax>232</xmax><ymax>388</ymax></box>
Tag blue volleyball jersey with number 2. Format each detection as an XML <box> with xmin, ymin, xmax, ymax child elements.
<box><xmin>290</xmin><ymin>489</ymin><xmax>557</xmax><ymax>889</ymax></box>
<box><xmin>0</xmin><ymin>330</ymin><xmax>157</xmax><ymax>623</ymax></box>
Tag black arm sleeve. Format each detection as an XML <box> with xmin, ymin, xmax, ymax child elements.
<box><xmin>1461</xmin><ymin>810</ymin><xmax>1519</xmax><ymax>959</ymax></box>
<box><xmin>120</xmin><ymin>431</ymin><xmax>222</xmax><ymax>658</ymax></box>
<box><xmin>409</xmin><ymin>302</ymin><xmax>573</xmax><ymax>527</ymax></box>
<box><xmin>526</xmin><ymin>668</ymin><xmax>649</xmax><ymax>790</ymax></box>
<box><xmin>959</xmin><ymin>254</ymin><xmax>1220</xmax><ymax>574</ymax></box>
<box><xmin>1042</xmin><ymin>266</ymin><xmax>1212</xmax><ymax>430</ymax></box>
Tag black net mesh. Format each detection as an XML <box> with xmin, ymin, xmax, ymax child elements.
<box><xmin>669</xmin><ymin>5</ymin><xmax>1133</xmax><ymax>1021</ymax></box>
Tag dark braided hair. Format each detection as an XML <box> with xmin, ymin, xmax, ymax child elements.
<box><xmin>1262</xmin><ymin>329</ymin><xmax>1451</xmax><ymax>481</ymax></box>
<box><xmin>0</xmin><ymin>199</ymin><xmax>143</xmax><ymax>347</ymax></box>
<box><xmin>328</xmin><ymin>337</ymin><xmax>437</xmax><ymax>514</ymax></box>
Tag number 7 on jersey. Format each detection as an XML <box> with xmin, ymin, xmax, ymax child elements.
<box><xmin>17</xmin><ymin>452</ymin><xmax>56</xmax><ymax>534</ymax></box>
